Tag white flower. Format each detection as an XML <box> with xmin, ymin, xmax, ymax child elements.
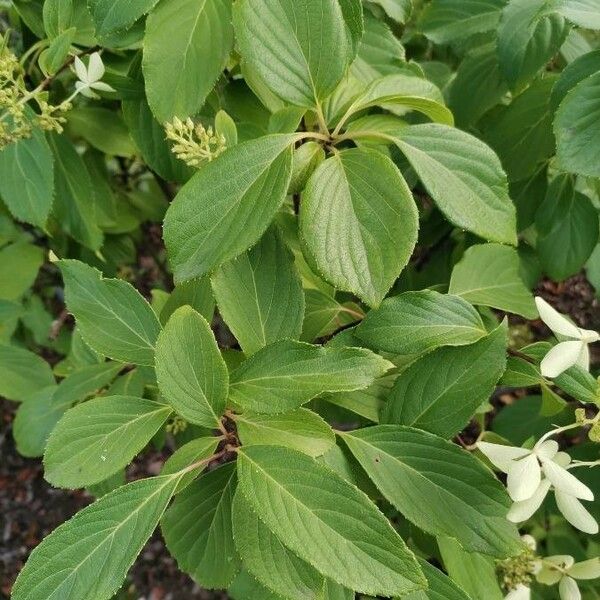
<box><xmin>506</xmin><ymin>452</ymin><xmax>598</xmax><ymax>534</ymax></box>
<box><xmin>73</xmin><ymin>52</ymin><xmax>115</xmax><ymax>98</ymax></box>
<box><xmin>505</xmin><ymin>583</ymin><xmax>531</xmax><ymax>599</ymax></box>
<box><xmin>535</xmin><ymin>297</ymin><xmax>599</xmax><ymax>378</ymax></box>
<box><xmin>537</xmin><ymin>556</ymin><xmax>600</xmax><ymax>600</ymax></box>
<box><xmin>478</xmin><ymin>440</ymin><xmax>592</xmax><ymax>502</ymax></box>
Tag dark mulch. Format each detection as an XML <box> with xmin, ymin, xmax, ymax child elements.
<box><xmin>0</xmin><ymin>399</ymin><xmax>227</xmax><ymax>600</ymax></box>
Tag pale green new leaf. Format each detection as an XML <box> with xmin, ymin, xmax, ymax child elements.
<box><xmin>162</xmin><ymin>464</ymin><xmax>240</xmax><ymax>589</ymax></box>
<box><xmin>0</xmin><ymin>344</ymin><xmax>54</xmax><ymax>402</ymax></box>
<box><xmin>392</xmin><ymin>124</ymin><xmax>517</xmax><ymax>245</ymax></box>
<box><xmin>382</xmin><ymin>324</ymin><xmax>507</xmax><ymax>438</ymax></box>
<box><xmin>341</xmin><ymin>425</ymin><xmax>521</xmax><ymax>557</ymax></box>
<box><xmin>555</xmin><ymin>71</ymin><xmax>600</xmax><ymax>178</ymax></box>
<box><xmin>235</xmin><ymin>408</ymin><xmax>335</xmax><ymax>457</ymax></box>
<box><xmin>11</xmin><ymin>474</ymin><xmax>182</xmax><ymax>600</ymax></box>
<box><xmin>237</xmin><ymin>445</ymin><xmax>426</xmax><ymax>597</ymax></box>
<box><xmin>88</xmin><ymin>0</ymin><xmax>160</xmax><ymax>37</ymax></box>
<box><xmin>60</xmin><ymin>260</ymin><xmax>162</xmax><ymax>365</ymax></box>
<box><xmin>44</xmin><ymin>396</ymin><xmax>172</xmax><ymax>488</ymax></box>
<box><xmin>233</xmin><ymin>0</ymin><xmax>355</xmax><ymax>107</ymax></box>
<box><xmin>449</xmin><ymin>244</ymin><xmax>537</xmax><ymax>318</ymax></box>
<box><xmin>155</xmin><ymin>306</ymin><xmax>228</xmax><ymax>428</ymax></box>
<box><xmin>300</xmin><ymin>148</ymin><xmax>418</xmax><ymax>307</ymax></box>
<box><xmin>340</xmin><ymin>74</ymin><xmax>454</xmax><ymax>125</ymax></box>
<box><xmin>164</xmin><ymin>135</ymin><xmax>295</xmax><ymax>282</ymax></box>
<box><xmin>0</xmin><ymin>127</ymin><xmax>53</xmax><ymax>228</ymax></box>
<box><xmin>370</xmin><ymin>0</ymin><xmax>412</xmax><ymax>23</ymax></box>
<box><xmin>357</xmin><ymin>290</ymin><xmax>486</xmax><ymax>356</ymax></box>
<box><xmin>212</xmin><ymin>226</ymin><xmax>305</xmax><ymax>355</ymax></box>
<box><xmin>550</xmin><ymin>0</ymin><xmax>600</xmax><ymax>29</ymax></box>
<box><xmin>419</xmin><ymin>0</ymin><xmax>506</xmax><ymax>43</ymax></box>
<box><xmin>229</xmin><ymin>339</ymin><xmax>393</xmax><ymax>413</ymax></box>
<box><xmin>233</xmin><ymin>490</ymin><xmax>345</xmax><ymax>599</ymax></box>
<box><xmin>497</xmin><ymin>0</ymin><xmax>569</xmax><ymax>91</ymax></box>
<box><xmin>143</xmin><ymin>0</ymin><xmax>233</xmax><ymax>121</ymax></box>
<box><xmin>301</xmin><ymin>289</ymin><xmax>363</xmax><ymax>342</ymax></box>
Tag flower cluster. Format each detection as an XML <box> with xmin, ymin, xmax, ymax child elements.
<box><xmin>165</xmin><ymin>117</ymin><xmax>227</xmax><ymax>167</ymax></box>
<box><xmin>0</xmin><ymin>35</ymin><xmax>68</xmax><ymax>148</ymax></box>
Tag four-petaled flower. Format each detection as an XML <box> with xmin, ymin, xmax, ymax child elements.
<box><xmin>537</xmin><ymin>556</ymin><xmax>600</xmax><ymax>600</ymax></box>
<box><xmin>535</xmin><ymin>297</ymin><xmax>599</xmax><ymax>378</ymax></box>
<box><xmin>73</xmin><ymin>52</ymin><xmax>115</xmax><ymax>98</ymax></box>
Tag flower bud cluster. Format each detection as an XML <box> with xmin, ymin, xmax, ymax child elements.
<box><xmin>165</xmin><ymin>116</ymin><xmax>227</xmax><ymax>167</ymax></box>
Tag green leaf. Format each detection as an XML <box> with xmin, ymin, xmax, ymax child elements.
<box><xmin>341</xmin><ymin>425</ymin><xmax>520</xmax><ymax>557</ymax></box>
<box><xmin>405</xmin><ymin>559</ymin><xmax>472</xmax><ymax>600</ymax></box>
<box><xmin>43</xmin><ymin>0</ymin><xmax>96</xmax><ymax>44</ymax></box>
<box><xmin>164</xmin><ymin>134</ymin><xmax>295</xmax><ymax>282</ymax></box>
<box><xmin>48</xmin><ymin>134</ymin><xmax>103</xmax><ymax>250</ymax></box>
<box><xmin>370</xmin><ymin>0</ymin><xmax>412</xmax><ymax>23</ymax></box>
<box><xmin>438</xmin><ymin>537</ymin><xmax>503</xmax><ymax>600</ymax></box>
<box><xmin>300</xmin><ymin>147</ymin><xmax>418</xmax><ymax>307</ymax></box>
<box><xmin>0</xmin><ymin>128</ymin><xmax>54</xmax><ymax>228</ymax></box>
<box><xmin>44</xmin><ymin>396</ymin><xmax>171</xmax><ymax>488</ymax></box>
<box><xmin>301</xmin><ymin>289</ymin><xmax>363</xmax><ymax>342</ymax></box>
<box><xmin>162</xmin><ymin>464</ymin><xmax>240</xmax><ymax>588</ymax></box>
<box><xmin>419</xmin><ymin>0</ymin><xmax>505</xmax><ymax>43</ymax></box>
<box><xmin>483</xmin><ymin>76</ymin><xmax>556</xmax><ymax>182</ymax></box>
<box><xmin>233</xmin><ymin>490</ymin><xmax>345</xmax><ymax>599</ymax></box>
<box><xmin>60</xmin><ymin>260</ymin><xmax>162</xmax><ymax>365</ymax></box>
<box><xmin>143</xmin><ymin>0</ymin><xmax>233</xmax><ymax>121</ymax></box>
<box><xmin>341</xmin><ymin>74</ymin><xmax>454</xmax><ymax>125</ymax></box>
<box><xmin>551</xmin><ymin>49</ymin><xmax>600</xmax><ymax>110</ymax></box>
<box><xmin>449</xmin><ymin>243</ymin><xmax>537</xmax><ymax>318</ymax></box>
<box><xmin>0</xmin><ymin>241</ymin><xmax>44</xmax><ymax>301</ymax></box>
<box><xmin>212</xmin><ymin>226</ymin><xmax>305</xmax><ymax>355</ymax></box>
<box><xmin>497</xmin><ymin>0</ymin><xmax>569</xmax><ymax>91</ymax></box>
<box><xmin>535</xmin><ymin>175</ymin><xmax>599</xmax><ymax>280</ymax></box>
<box><xmin>233</xmin><ymin>0</ymin><xmax>355</xmax><ymax>107</ymax></box>
<box><xmin>14</xmin><ymin>362</ymin><xmax>122</xmax><ymax>457</ymax></box>
<box><xmin>66</xmin><ymin>107</ymin><xmax>136</xmax><ymax>157</ymax></box>
<box><xmin>0</xmin><ymin>344</ymin><xmax>54</xmax><ymax>402</ymax></box>
<box><xmin>235</xmin><ymin>408</ymin><xmax>335</xmax><ymax>457</ymax></box>
<box><xmin>357</xmin><ymin>290</ymin><xmax>486</xmax><ymax>356</ymax></box>
<box><xmin>11</xmin><ymin>474</ymin><xmax>182</xmax><ymax>600</ymax></box>
<box><xmin>382</xmin><ymin>324</ymin><xmax>507</xmax><ymax>438</ymax></box>
<box><xmin>159</xmin><ymin>278</ymin><xmax>214</xmax><ymax>325</ymax></box>
<box><xmin>237</xmin><ymin>445</ymin><xmax>426</xmax><ymax>596</ymax></box>
<box><xmin>88</xmin><ymin>0</ymin><xmax>160</xmax><ymax>38</ymax></box>
<box><xmin>229</xmin><ymin>339</ymin><xmax>393</xmax><ymax>413</ymax></box>
<box><xmin>392</xmin><ymin>124</ymin><xmax>517</xmax><ymax>245</ymax></box>
<box><xmin>555</xmin><ymin>70</ymin><xmax>600</xmax><ymax>177</ymax></box>
<box><xmin>155</xmin><ymin>306</ymin><xmax>227</xmax><ymax>427</ymax></box>
<box><xmin>448</xmin><ymin>43</ymin><xmax>508</xmax><ymax>128</ymax></box>
<box><xmin>228</xmin><ymin>571</ymin><xmax>282</xmax><ymax>600</ymax></box>
<box><xmin>551</xmin><ymin>0</ymin><xmax>600</xmax><ymax>29</ymax></box>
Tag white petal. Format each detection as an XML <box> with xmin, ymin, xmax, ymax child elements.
<box><xmin>535</xmin><ymin>297</ymin><xmax>581</xmax><ymax>338</ymax></box>
<box><xmin>521</xmin><ymin>534</ymin><xmax>537</xmax><ymax>551</ymax></box>
<box><xmin>569</xmin><ymin>558</ymin><xmax>600</xmax><ymax>580</ymax></box>
<box><xmin>73</xmin><ymin>55</ymin><xmax>88</xmax><ymax>83</ymax></box>
<box><xmin>576</xmin><ymin>342</ymin><xmax>589</xmax><ymax>371</ymax></box>
<box><xmin>559</xmin><ymin>576</ymin><xmax>581</xmax><ymax>600</ymax></box>
<box><xmin>555</xmin><ymin>491</ymin><xmax>599</xmax><ymax>534</ymax></box>
<box><xmin>505</xmin><ymin>583</ymin><xmax>531</xmax><ymax>600</ymax></box>
<box><xmin>540</xmin><ymin>341</ymin><xmax>585</xmax><ymax>378</ymax></box>
<box><xmin>87</xmin><ymin>52</ymin><xmax>105</xmax><ymax>82</ymax></box>
<box><xmin>90</xmin><ymin>81</ymin><xmax>115</xmax><ymax>93</ymax></box>
<box><xmin>542</xmin><ymin>460</ymin><xmax>594</xmax><ymax>500</ymax></box>
<box><xmin>507</xmin><ymin>454</ymin><xmax>541</xmax><ymax>501</ymax></box>
<box><xmin>507</xmin><ymin>479</ymin><xmax>551</xmax><ymax>522</ymax></box>
<box><xmin>478</xmin><ymin>441</ymin><xmax>530</xmax><ymax>472</ymax></box>
<box><xmin>535</xmin><ymin>439</ymin><xmax>559</xmax><ymax>461</ymax></box>
<box><xmin>578</xmin><ymin>328</ymin><xmax>599</xmax><ymax>343</ymax></box>
<box><xmin>537</xmin><ymin>564</ymin><xmax>566</xmax><ymax>586</ymax></box>
<box><xmin>554</xmin><ymin>452</ymin><xmax>571</xmax><ymax>468</ymax></box>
